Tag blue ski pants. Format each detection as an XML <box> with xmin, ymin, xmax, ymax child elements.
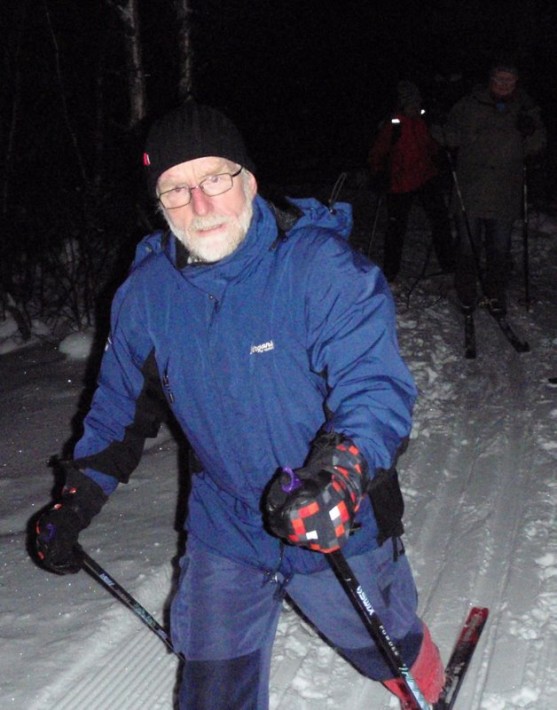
<box><xmin>170</xmin><ymin>535</ymin><xmax>423</xmax><ymax>710</ymax></box>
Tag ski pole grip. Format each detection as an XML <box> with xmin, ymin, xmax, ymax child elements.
<box><xmin>280</xmin><ymin>466</ymin><xmax>302</xmax><ymax>493</ymax></box>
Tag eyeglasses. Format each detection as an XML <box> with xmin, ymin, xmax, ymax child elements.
<box><xmin>158</xmin><ymin>166</ymin><xmax>243</xmax><ymax>209</ymax></box>
<box><xmin>491</xmin><ymin>76</ymin><xmax>517</xmax><ymax>87</ymax></box>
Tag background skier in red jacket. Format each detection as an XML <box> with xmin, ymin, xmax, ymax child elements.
<box><xmin>369</xmin><ymin>80</ymin><xmax>455</xmax><ymax>283</ymax></box>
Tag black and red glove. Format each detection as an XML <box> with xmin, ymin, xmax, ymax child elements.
<box><xmin>265</xmin><ymin>433</ymin><xmax>369</xmax><ymax>553</ymax></box>
<box><xmin>35</xmin><ymin>464</ymin><xmax>108</xmax><ymax>574</ymax></box>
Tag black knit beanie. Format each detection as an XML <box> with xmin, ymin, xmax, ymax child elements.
<box><xmin>490</xmin><ymin>63</ymin><xmax>519</xmax><ymax>77</ymax></box>
<box><xmin>143</xmin><ymin>103</ymin><xmax>253</xmax><ymax>197</ymax></box>
<box><xmin>489</xmin><ymin>54</ymin><xmax>520</xmax><ymax>78</ymax></box>
<box><xmin>396</xmin><ymin>80</ymin><xmax>422</xmax><ymax>110</ymax></box>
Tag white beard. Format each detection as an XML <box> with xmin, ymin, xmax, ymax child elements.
<box><xmin>166</xmin><ymin>190</ymin><xmax>254</xmax><ymax>264</ymax></box>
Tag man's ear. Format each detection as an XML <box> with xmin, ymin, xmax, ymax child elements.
<box><xmin>243</xmin><ymin>169</ymin><xmax>257</xmax><ymax>197</ymax></box>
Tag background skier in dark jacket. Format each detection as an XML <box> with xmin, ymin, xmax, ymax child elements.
<box><xmin>35</xmin><ymin>103</ymin><xmax>444</xmax><ymax>709</ymax></box>
<box><xmin>434</xmin><ymin>60</ymin><xmax>546</xmax><ymax>315</ymax></box>
<box><xmin>369</xmin><ymin>80</ymin><xmax>455</xmax><ymax>283</ymax></box>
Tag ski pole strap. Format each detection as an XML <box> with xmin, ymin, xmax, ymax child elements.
<box><xmin>327</xmin><ymin>171</ymin><xmax>347</xmax><ymax>212</ymax></box>
<box><xmin>328</xmin><ymin>550</ymin><xmax>430</xmax><ymax>710</ymax></box>
<box><xmin>80</xmin><ymin>549</ymin><xmax>184</xmax><ymax>661</ymax></box>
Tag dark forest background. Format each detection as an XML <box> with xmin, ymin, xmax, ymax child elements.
<box><xmin>1</xmin><ymin>0</ymin><xmax>556</xmax><ymax>338</ymax></box>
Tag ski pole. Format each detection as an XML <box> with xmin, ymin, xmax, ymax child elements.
<box><xmin>367</xmin><ymin>192</ymin><xmax>384</xmax><ymax>258</ymax></box>
<box><xmin>438</xmin><ymin>130</ymin><xmax>493</xmax><ymax>307</ymax></box>
<box><xmin>80</xmin><ymin>548</ymin><xmax>184</xmax><ymax>660</ymax></box>
<box><xmin>522</xmin><ymin>160</ymin><xmax>530</xmax><ymax>310</ymax></box>
<box><xmin>328</xmin><ymin>550</ymin><xmax>430</xmax><ymax>710</ymax></box>
<box><xmin>444</xmin><ymin>149</ymin><xmax>482</xmax><ymax>275</ymax></box>
<box><xmin>327</xmin><ymin>171</ymin><xmax>347</xmax><ymax>213</ymax></box>
<box><xmin>280</xmin><ymin>468</ymin><xmax>430</xmax><ymax>710</ymax></box>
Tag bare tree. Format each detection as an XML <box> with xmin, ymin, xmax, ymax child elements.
<box><xmin>1</xmin><ymin>0</ymin><xmax>200</xmax><ymax>338</ymax></box>
<box><xmin>1</xmin><ymin>0</ymin><xmax>29</xmax><ymax>219</ymax></box>
<box><xmin>43</xmin><ymin>0</ymin><xmax>89</xmax><ymax>183</ymax></box>
<box><xmin>1</xmin><ymin>0</ymin><xmax>32</xmax><ymax>336</ymax></box>
<box><xmin>173</xmin><ymin>0</ymin><xmax>194</xmax><ymax>101</ymax></box>
<box><xmin>107</xmin><ymin>0</ymin><xmax>147</xmax><ymax>128</ymax></box>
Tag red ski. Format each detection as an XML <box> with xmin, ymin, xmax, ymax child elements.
<box><xmin>434</xmin><ymin>606</ymin><xmax>489</xmax><ymax>709</ymax></box>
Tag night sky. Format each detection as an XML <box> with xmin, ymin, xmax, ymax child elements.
<box><xmin>187</xmin><ymin>0</ymin><xmax>557</xmax><ymax>180</ymax></box>
<box><xmin>1</xmin><ymin>0</ymin><xmax>557</xmax><ymax>238</ymax></box>
<box><xmin>4</xmin><ymin>0</ymin><xmax>557</xmax><ymax>184</ymax></box>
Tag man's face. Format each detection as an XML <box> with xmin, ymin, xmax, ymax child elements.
<box><xmin>403</xmin><ymin>102</ymin><xmax>422</xmax><ymax>119</ymax></box>
<box><xmin>157</xmin><ymin>156</ymin><xmax>257</xmax><ymax>263</ymax></box>
<box><xmin>489</xmin><ymin>70</ymin><xmax>518</xmax><ymax>100</ymax></box>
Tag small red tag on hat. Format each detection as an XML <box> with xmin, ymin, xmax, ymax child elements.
<box><xmin>143</xmin><ymin>152</ymin><xmax>151</xmax><ymax>166</ymax></box>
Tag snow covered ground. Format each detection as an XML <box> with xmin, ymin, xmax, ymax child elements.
<box><xmin>1</xmin><ymin>206</ymin><xmax>556</xmax><ymax>709</ymax></box>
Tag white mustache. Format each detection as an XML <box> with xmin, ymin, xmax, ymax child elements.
<box><xmin>189</xmin><ymin>215</ymin><xmax>233</xmax><ymax>231</ymax></box>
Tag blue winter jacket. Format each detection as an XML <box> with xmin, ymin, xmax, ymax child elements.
<box><xmin>74</xmin><ymin>195</ymin><xmax>417</xmax><ymax>575</ymax></box>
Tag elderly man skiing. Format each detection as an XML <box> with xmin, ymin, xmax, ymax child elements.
<box><xmin>35</xmin><ymin>102</ymin><xmax>444</xmax><ymax>709</ymax></box>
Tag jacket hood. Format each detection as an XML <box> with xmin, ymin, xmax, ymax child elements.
<box><xmin>285</xmin><ymin>196</ymin><xmax>352</xmax><ymax>240</ymax></box>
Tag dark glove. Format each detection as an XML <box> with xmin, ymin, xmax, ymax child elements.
<box><xmin>35</xmin><ymin>464</ymin><xmax>108</xmax><ymax>574</ymax></box>
<box><xmin>265</xmin><ymin>433</ymin><xmax>369</xmax><ymax>553</ymax></box>
<box><xmin>516</xmin><ymin>113</ymin><xmax>536</xmax><ymax>137</ymax></box>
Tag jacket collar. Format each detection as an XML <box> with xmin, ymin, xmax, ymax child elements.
<box><xmin>166</xmin><ymin>196</ymin><xmax>280</xmax><ymax>294</ymax></box>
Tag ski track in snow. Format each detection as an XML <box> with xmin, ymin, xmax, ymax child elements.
<box><xmin>1</xmin><ymin>215</ymin><xmax>556</xmax><ymax>709</ymax></box>
<box><xmin>29</xmin><ymin>564</ymin><xmax>180</xmax><ymax>710</ymax></box>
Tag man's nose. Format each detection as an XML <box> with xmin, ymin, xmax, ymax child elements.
<box><xmin>190</xmin><ymin>186</ymin><xmax>212</xmax><ymax>215</ymax></box>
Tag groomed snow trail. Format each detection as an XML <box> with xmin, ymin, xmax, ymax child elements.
<box><xmin>28</xmin><ymin>563</ymin><xmax>181</xmax><ymax>710</ymax></box>
<box><xmin>2</xmin><ymin>215</ymin><xmax>556</xmax><ymax>709</ymax></box>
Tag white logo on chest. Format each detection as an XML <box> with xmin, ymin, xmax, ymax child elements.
<box><xmin>250</xmin><ymin>340</ymin><xmax>275</xmax><ymax>355</ymax></box>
